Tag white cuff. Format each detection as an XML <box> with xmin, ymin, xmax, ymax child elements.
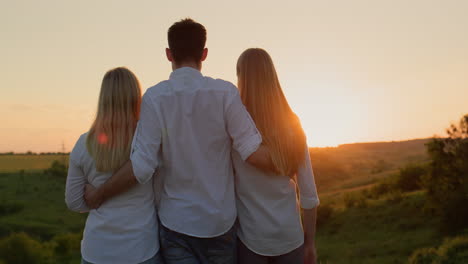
<box><xmin>300</xmin><ymin>196</ymin><xmax>320</xmax><ymax>209</ymax></box>
<box><xmin>237</xmin><ymin>133</ymin><xmax>262</xmax><ymax>161</ymax></box>
<box><xmin>130</xmin><ymin>151</ymin><xmax>156</xmax><ymax>184</ymax></box>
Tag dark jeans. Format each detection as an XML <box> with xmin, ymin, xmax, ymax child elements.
<box><xmin>159</xmin><ymin>224</ymin><xmax>237</xmax><ymax>264</ymax></box>
<box><xmin>237</xmin><ymin>239</ymin><xmax>304</xmax><ymax>264</ymax></box>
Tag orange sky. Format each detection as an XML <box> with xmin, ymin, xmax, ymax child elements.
<box><xmin>1</xmin><ymin>0</ymin><xmax>467</xmax><ymax>152</ymax></box>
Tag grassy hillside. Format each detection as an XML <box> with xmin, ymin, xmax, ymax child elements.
<box><xmin>0</xmin><ymin>170</ymin><xmax>454</xmax><ymax>264</ymax></box>
<box><xmin>310</xmin><ymin>139</ymin><xmax>430</xmax><ymax>195</ymax></box>
<box><xmin>316</xmin><ymin>191</ymin><xmax>442</xmax><ymax>263</ymax></box>
<box><xmin>2</xmin><ymin>138</ymin><xmax>463</xmax><ymax>263</ymax></box>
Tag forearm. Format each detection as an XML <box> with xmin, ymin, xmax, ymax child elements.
<box><xmin>303</xmin><ymin>207</ymin><xmax>317</xmax><ymax>245</ymax></box>
<box><xmin>94</xmin><ymin>160</ymin><xmax>138</xmax><ymax>204</ymax></box>
<box><xmin>246</xmin><ymin>145</ymin><xmax>278</xmax><ymax>174</ymax></box>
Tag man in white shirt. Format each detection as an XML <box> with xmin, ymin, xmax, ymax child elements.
<box><xmin>84</xmin><ymin>18</ymin><xmax>275</xmax><ymax>264</ymax></box>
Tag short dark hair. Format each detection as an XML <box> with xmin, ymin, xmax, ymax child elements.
<box><xmin>168</xmin><ymin>18</ymin><xmax>207</xmax><ymax>64</ymax></box>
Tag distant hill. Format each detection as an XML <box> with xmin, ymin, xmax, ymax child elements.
<box><xmin>0</xmin><ymin>139</ymin><xmax>431</xmax><ymax>193</ymax></box>
<box><xmin>309</xmin><ymin>138</ymin><xmax>431</xmax><ymax>193</ymax></box>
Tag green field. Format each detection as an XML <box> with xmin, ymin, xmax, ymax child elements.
<box><xmin>0</xmin><ymin>138</ymin><xmax>465</xmax><ymax>263</ymax></box>
<box><xmin>0</xmin><ymin>170</ymin><xmax>84</xmax><ymax>264</ymax></box>
<box><xmin>0</xmin><ymin>155</ymin><xmax>68</xmax><ymax>173</ymax></box>
<box><xmin>316</xmin><ymin>192</ymin><xmax>441</xmax><ymax>263</ymax></box>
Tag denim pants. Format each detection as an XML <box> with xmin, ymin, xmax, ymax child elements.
<box><xmin>159</xmin><ymin>224</ymin><xmax>237</xmax><ymax>264</ymax></box>
<box><xmin>237</xmin><ymin>239</ymin><xmax>304</xmax><ymax>264</ymax></box>
<box><xmin>81</xmin><ymin>252</ymin><xmax>164</xmax><ymax>264</ymax></box>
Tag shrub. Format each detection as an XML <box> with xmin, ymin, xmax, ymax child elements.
<box><xmin>51</xmin><ymin>233</ymin><xmax>81</xmax><ymax>257</ymax></box>
<box><xmin>396</xmin><ymin>164</ymin><xmax>426</xmax><ymax>192</ymax></box>
<box><xmin>369</xmin><ymin>181</ymin><xmax>392</xmax><ymax>199</ymax></box>
<box><xmin>408</xmin><ymin>247</ymin><xmax>438</xmax><ymax>264</ymax></box>
<box><xmin>44</xmin><ymin>160</ymin><xmax>67</xmax><ymax>178</ymax></box>
<box><xmin>437</xmin><ymin>236</ymin><xmax>468</xmax><ymax>264</ymax></box>
<box><xmin>408</xmin><ymin>236</ymin><xmax>468</xmax><ymax>264</ymax></box>
<box><xmin>0</xmin><ymin>232</ymin><xmax>51</xmax><ymax>264</ymax></box>
<box><xmin>343</xmin><ymin>193</ymin><xmax>368</xmax><ymax>209</ymax></box>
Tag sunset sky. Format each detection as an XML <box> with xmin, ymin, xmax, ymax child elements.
<box><xmin>1</xmin><ymin>0</ymin><xmax>467</xmax><ymax>152</ymax></box>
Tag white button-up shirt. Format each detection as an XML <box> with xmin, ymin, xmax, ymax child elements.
<box><xmin>66</xmin><ymin>133</ymin><xmax>159</xmax><ymax>264</ymax></box>
<box><xmin>233</xmin><ymin>146</ymin><xmax>320</xmax><ymax>256</ymax></box>
<box><xmin>130</xmin><ymin>67</ymin><xmax>262</xmax><ymax>237</ymax></box>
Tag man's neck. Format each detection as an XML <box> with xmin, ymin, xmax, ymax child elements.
<box><xmin>172</xmin><ymin>61</ymin><xmax>202</xmax><ymax>71</ymax></box>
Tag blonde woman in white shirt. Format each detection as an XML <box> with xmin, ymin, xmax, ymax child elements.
<box><xmin>65</xmin><ymin>67</ymin><xmax>162</xmax><ymax>264</ymax></box>
<box><xmin>234</xmin><ymin>48</ymin><xmax>320</xmax><ymax>264</ymax></box>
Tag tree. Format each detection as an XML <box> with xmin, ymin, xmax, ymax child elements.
<box><xmin>423</xmin><ymin>114</ymin><xmax>468</xmax><ymax>232</ymax></box>
<box><xmin>43</xmin><ymin>160</ymin><xmax>67</xmax><ymax>178</ymax></box>
<box><xmin>396</xmin><ymin>164</ymin><xmax>426</xmax><ymax>192</ymax></box>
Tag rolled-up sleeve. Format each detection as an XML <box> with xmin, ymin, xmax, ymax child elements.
<box><xmin>297</xmin><ymin>146</ymin><xmax>320</xmax><ymax>209</ymax></box>
<box><xmin>130</xmin><ymin>93</ymin><xmax>162</xmax><ymax>184</ymax></box>
<box><xmin>225</xmin><ymin>87</ymin><xmax>262</xmax><ymax>160</ymax></box>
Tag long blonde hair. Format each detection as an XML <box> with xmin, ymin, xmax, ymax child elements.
<box><xmin>237</xmin><ymin>48</ymin><xmax>306</xmax><ymax>177</ymax></box>
<box><xmin>86</xmin><ymin>67</ymin><xmax>142</xmax><ymax>172</ymax></box>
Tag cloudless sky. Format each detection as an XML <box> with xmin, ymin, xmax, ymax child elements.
<box><xmin>1</xmin><ymin>0</ymin><xmax>467</xmax><ymax>152</ymax></box>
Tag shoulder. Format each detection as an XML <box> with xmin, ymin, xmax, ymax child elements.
<box><xmin>141</xmin><ymin>81</ymin><xmax>172</xmax><ymax>109</ymax></box>
<box><xmin>74</xmin><ymin>132</ymin><xmax>88</xmax><ymax>152</ymax></box>
<box><xmin>203</xmin><ymin>76</ymin><xmax>238</xmax><ymax>94</ymax></box>
<box><xmin>69</xmin><ymin>132</ymin><xmax>89</xmax><ymax>164</ymax></box>
<box><xmin>144</xmin><ymin>80</ymin><xmax>171</xmax><ymax>98</ymax></box>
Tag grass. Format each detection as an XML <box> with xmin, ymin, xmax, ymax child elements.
<box><xmin>0</xmin><ymin>155</ymin><xmax>68</xmax><ymax>173</ymax></box>
<box><xmin>0</xmin><ymin>140</ymin><xmax>446</xmax><ymax>263</ymax></box>
<box><xmin>0</xmin><ymin>172</ymin><xmax>85</xmax><ymax>240</ymax></box>
<box><xmin>316</xmin><ymin>192</ymin><xmax>442</xmax><ymax>263</ymax></box>
<box><xmin>0</xmin><ymin>171</ymin><xmax>84</xmax><ymax>263</ymax></box>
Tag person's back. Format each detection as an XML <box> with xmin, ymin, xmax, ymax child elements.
<box><xmin>233</xmin><ymin>147</ymin><xmax>317</xmax><ymax>257</ymax></box>
<box><xmin>144</xmin><ymin>68</ymin><xmax>247</xmax><ymax>235</ymax></box>
<box><xmin>67</xmin><ymin>133</ymin><xmax>158</xmax><ymax>264</ymax></box>
<box><xmin>65</xmin><ymin>67</ymin><xmax>160</xmax><ymax>264</ymax></box>
<box><xmin>126</xmin><ymin>19</ymin><xmax>266</xmax><ymax>264</ymax></box>
<box><xmin>234</xmin><ymin>48</ymin><xmax>320</xmax><ymax>264</ymax></box>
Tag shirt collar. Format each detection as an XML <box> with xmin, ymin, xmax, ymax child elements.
<box><xmin>169</xmin><ymin>67</ymin><xmax>203</xmax><ymax>80</ymax></box>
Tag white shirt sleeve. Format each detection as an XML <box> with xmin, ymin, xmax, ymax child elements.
<box><xmin>130</xmin><ymin>93</ymin><xmax>162</xmax><ymax>184</ymax></box>
<box><xmin>225</xmin><ymin>87</ymin><xmax>262</xmax><ymax>160</ymax></box>
<box><xmin>297</xmin><ymin>146</ymin><xmax>320</xmax><ymax>209</ymax></box>
<box><xmin>65</xmin><ymin>141</ymin><xmax>89</xmax><ymax>213</ymax></box>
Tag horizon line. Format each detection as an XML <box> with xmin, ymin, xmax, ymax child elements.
<box><xmin>1</xmin><ymin>137</ymin><xmax>440</xmax><ymax>154</ymax></box>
